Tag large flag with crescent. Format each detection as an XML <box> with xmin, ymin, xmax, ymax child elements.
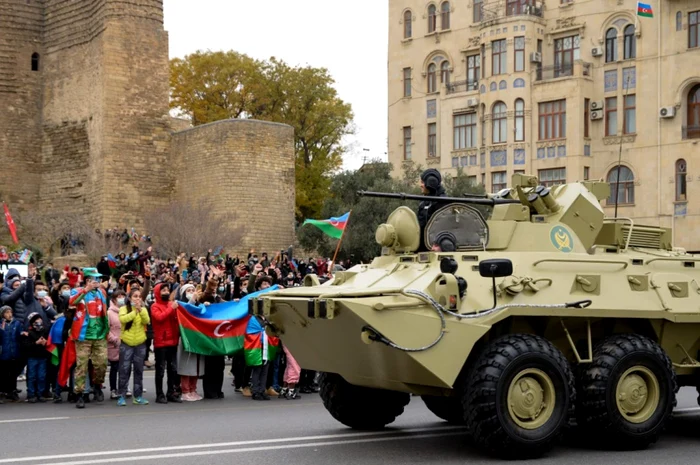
<box><xmin>302</xmin><ymin>212</ymin><xmax>349</xmax><ymax>239</ymax></box>
<box><xmin>177</xmin><ymin>286</ymin><xmax>280</xmax><ymax>364</ymax></box>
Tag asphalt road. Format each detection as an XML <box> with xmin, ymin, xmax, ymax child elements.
<box><xmin>1</xmin><ymin>371</ymin><xmax>700</xmax><ymax>465</ymax></box>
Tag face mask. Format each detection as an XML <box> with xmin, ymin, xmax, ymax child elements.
<box><xmin>161</xmin><ymin>294</ymin><xmax>170</xmax><ymax>300</ymax></box>
<box><xmin>218</xmin><ymin>286</ymin><xmax>224</xmax><ymax>292</ymax></box>
<box><xmin>61</xmin><ymin>290</ymin><xmax>71</xmax><ymax>298</ymax></box>
<box><xmin>37</xmin><ymin>291</ymin><xmax>48</xmax><ymax>298</ymax></box>
<box><xmin>117</xmin><ymin>298</ymin><xmax>126</xmax><ymax>306</ymax></box>
<box><xmin>185</xmin><ymin>292</ymin><xmax>194</xmax><ymax>300</ymax></box>
<box><xmin>33</xmin><ymin>321</ymin><xmax>44</xmax><ymax>331</ymax></box>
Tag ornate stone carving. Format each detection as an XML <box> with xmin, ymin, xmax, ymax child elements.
<box><xmin>468</xmin><ymin>36</ymin><xmax>481</xmax><ymax>48</ymax></box>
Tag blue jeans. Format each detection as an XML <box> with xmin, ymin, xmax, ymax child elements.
<box><xmin>271</xmin><ymin>353</ymin><xmax>281</xmax><ymax>391</ymax></box>
<box><xmin>27</xmin><ymin>358</ymin><xmax>47</xmax><ymax>399</ymax></box>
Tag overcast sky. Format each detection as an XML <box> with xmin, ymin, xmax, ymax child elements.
<box><xmin>163</xmin><ymin>0</ymin><xmax>389</xmax><ymax>171</ymax></box>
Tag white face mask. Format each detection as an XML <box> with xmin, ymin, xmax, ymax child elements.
<box><xmin>186</xmin><ymin>293</ymin><xmax>194</xmax><ymax>300</ymax></box>
<box><xmin>61</xmin><ymin>290</ymin><xmax>71</xmax><ymax>298</ymax></box>
<box><xmin>116</xmin><ymin>298</ymin><xmax>126</xmax><ymax>306</ymax></box>
<box><xmin>37</xmin><ymin>291</ymin><xmax>48</xmax><ymax>298</ymax></box>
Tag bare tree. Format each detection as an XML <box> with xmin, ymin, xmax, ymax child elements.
<box><xmin>143</xmin><ymin>200</ymin><xmax>246</xmax><ymax>259</ymax></box>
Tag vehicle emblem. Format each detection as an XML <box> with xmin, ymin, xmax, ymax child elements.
<box><xmin>550</xmin><ymin>226</ymin><xmax>573</xmax><ymax>253</ymax></box>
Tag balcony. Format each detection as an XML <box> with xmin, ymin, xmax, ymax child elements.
<box><xmin>447</xmin><ymin>80</ymin><xmax>479</xmax><ymax>95</ymax></box>
<box><xmin>478</xmin><ymin>1</ymin><xmax>544</xmax><ymax>27</ymax></box>
<box><xmin>535</xmin><ymin>61</ymin><xmax>591</xmax><ymax>82</ymax></box>
<box><xmin>683</xmin><ymin>125</ymin><xmax>700</xmax><ymax>139</ymax></box>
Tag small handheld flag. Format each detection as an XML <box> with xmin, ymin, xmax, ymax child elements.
<box><xmin>637</xmin><ymin>2</ymin><xmax>653</xmax><ymax>18</ymax></box>
<box><xmin>302</xmin><ymin>212</ymin><xmax>350</xmax><ymax>239</ymax></box>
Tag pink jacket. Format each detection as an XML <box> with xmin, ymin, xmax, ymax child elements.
<box><xmin>107</xmin><ymin>301</ymin><xmax>121</xmax><ymax>362</ymax></box>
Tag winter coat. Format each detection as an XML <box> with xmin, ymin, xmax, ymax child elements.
<box><xmin>0</xmin><ymin>318</ymin><xmax>22</xmax><ymax>360</ymax></box>
<box><xmin>21</xmin><ymin>315</ymin><xmax>49</xmax><ymax>359</ymax></box>
<box><xmin>22</xmin><ymin>279</ymin><xmax>57</xmax><ymax>329</ymax></box>
<box><xmin>150</xmin><ymin>283</ymin><xmax>179</xmax><ymax>349</ymax></box>
<box><xmin>176</xmin><ymin>339</ymin><xmax>204</xmax><ymax>377</ymax></box>
<box><xmin>118</xmin><ymin>304</ymin><xmax>150</xmax><ymax>347</ymax></box>
<box><xmin>0</xmin><ymin>269</ymin><xmax>29</xmax><ymax>323</ymax></box>
<box><xmin>107</xmin><ymin>302</ymin><xmax>121</xmax><ymax>362</ymax></box>
<box><xmin>417</xmin><ymin>184</ymin><xmax>447</xmax><ymax>251</ymax></box>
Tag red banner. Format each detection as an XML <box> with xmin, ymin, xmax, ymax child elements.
<box><xmin>3</xmin><ymin>202</ymin><xmax>18</xmax><ymax>244</ymax></box>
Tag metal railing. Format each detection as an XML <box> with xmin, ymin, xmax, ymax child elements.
<box><xmin>535</xmin><ymin>61</ymin><xmax>591</xmax><ymax>82</ymax></box>
<box><xmin>480</xmin><ymin>1</ymin><xmax>544</xmax><ymax>23</ymax></box>
<box><xmin>446</xmin><ymin>80</ymin><xmax>479</xmax><ymax>95</ymax></box>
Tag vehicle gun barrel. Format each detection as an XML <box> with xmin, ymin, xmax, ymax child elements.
<box><xmin>357</xmin><ymin>191</ymin><xmax>521</xmax><ymax>206</ymax></box>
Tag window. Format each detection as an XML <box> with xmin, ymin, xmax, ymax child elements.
<box><xmin>507</xmin><ymin>0</ymin><xmax>532</xmax><ymax>16</ymax></box>
<box><xmin>467</xmin><ymin>54</ymin><xmax>480</xmax><ymax>89</ymax></box>
<box><xmin>474</xmin><ymin>0</ymin><xmax>483</xmax><ymax>22</ymax></box>
<box><xmin>468</xmin><ymin>175</ymin><xmax>477</xmax><ymax>185</ymax></box>
<box><xmin>605</xmin><ymin>97</ymin><xmax>618</xmax><ymax>136</ymax></box>
<box><xmin>688</xmin><ymin>84</ymin><xmax>700</xmax><ymax>139</ymax></box>
<box><xmin>428</xmin><ymin>4</ymin><xmax>437</xmax><ymax>33</ymax></box>
<box><xmin>403</xmin><ymin>127</ymin><xmax>412</xmax><ymax>160</ymax></box>
<box><xmin>480</xmin><ymin>104</ymin><xmax>486</xmax><ymax>146</ymax></box>
<box><xmin>492</xmin><ymin>171</ymin><xmax>507</xmax><ymax>192</ymax></box>
<box><xmin>583</xmin><ymin>166</ymin><xmax>590</xmax><ymax>181</ymax></box>
<box><xmin>690</xmin><ymin>11</ymin><xmax>699</xmax><ymax>48</ymax></box>
<box><xmin>427</xmin><ymin>64</ymin><xmax>437</xmax><ymax>93</ymax></box>
<box><xmin>607</xmin><ymin>166</ymin><xmax>635</xmax><ymax>205</ymax></box>
<box><xmin>403</xmin><ymin>68</ymin><xmax>412</xmax><ymax>97</ymax></box>
<box><xmin>624</xmin><ymin>25</ymin><xmax>636</xmax><ymax>59</ymax></box>
<box><xmin>481</xmin><ymin>173</ymin><xmax>486</xmax><ymax>186</ymax></box>
<box><xmin>441</xmin><ymin>61</ymin><xmax>450</xmax><ymax>84</ymax></box>
<box><xmin>514</xmin><ymin>99</ymin><xmax>525</xmax><ymax>141</ymax></box>
<box><xmin>441</xmin><ymin>2</ymin><xmax>450</xmax><ymax>29</ymax></box>
<box><xmin>31</xmin><ymin>53</ymin><xmax>39</xmax><ymax>72</ymax></box>
<box><xmin>538</xmin><ymin>168</ymin><xmax>566</xmax><ymax>187</ymax></box>
<box><xmin>492</xmin><ymin>101</ymin><xmax>507</xmax><ymax>143</ymax></box>
<box><xmin>677</xmin><ymin>12</ymin><xmax>683</xmax><ymax>32</ymax></box>
<box><xmin>514</xmin><ymin>36</ymin><xmax>525</xmax><ymax>72</ymax></box>
<box><xmin>404</xmin><ymin>10</ymin><xmax>412</xmax><ymax>38</ymax></box>
<box><xmin>623</xmin><ymin>94</ymin><xmax>636</xmax><ymax>134</ymax></box>
<box><xmin>554</xmin><ymin>35</ymin><xmax>580</xmax><ymax>77</ymax></box>
<box><xmin>584</xmin><ymin>98</ymin><xmax>590</xmax><ymax>137</ymax></box>
<box><xmin>492</xmin><ymin>39</ymin><xmax>507</xmax><ymax>75</ymax></box>
<box><xmin>538</xmin><ymin>99</ymin><xmax>566</xmax><ymax>140</ymax></box>
<box><xmin>428</xmin><ymin>123</ymin><xmax>437</xmax><ymax>157</ymax></box>
<box><xmin>605</xmin><ymin>28</ymin><xmax>618</xmax><ymax>62</ymax></box>
<box><xmin>536</xmin><ymin>39</ymin><xmax>543</xmax><ymax>80</ymax></box>
<box><xmin>676</xmin><ymin>159</ymin><xmax>687</xmax><ymax>201</ymax></box>
<box><xmin>454</xmin><ymin>113</ymin><xmax>477</xmax><ymax>149</ymax></box>
<box><xmin>480</xmin><ymin>44</ymin><xmax>486</xmax><ymax>78</ymax></box>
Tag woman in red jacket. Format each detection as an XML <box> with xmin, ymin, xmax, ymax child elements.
<box><xmin>150</xmin><ymin>283</ymin><xmax>181</xmax><ymax>404</ymax></box>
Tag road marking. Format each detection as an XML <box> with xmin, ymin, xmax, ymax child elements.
<box><xmin>26</xmin><ymin>432</ymin><xmax>466</xmax><ymax>465</ymax></box>
<box><xmin>0</xmin><ymin>416</ymin><xmax>70</xmax><ymax>424</ymax></box>
<box><xmin>0</xmin><ymin>426</ymin><xmax>465</xmax><ymax>463</ymax></box>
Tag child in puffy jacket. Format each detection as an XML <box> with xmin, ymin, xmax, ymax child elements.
<box><xmin>107</xmin><ymin>290</ymin><xmax>125</xmax><ymax>399</ymax></box>
<box><xmin>21</xmin><ymin>312</ymin><xmax>50</xmax><ymax>403</ymax></box>
<box><xmin>0</xmin><ymin>306</ymin><xmax>22</xmax><ymax>401</ymax></box>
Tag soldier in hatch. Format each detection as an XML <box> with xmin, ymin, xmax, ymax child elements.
<box><xmin>417</xmin><ymin>169</ymin><xmax>447</xmax><ymax>251</ymax></box>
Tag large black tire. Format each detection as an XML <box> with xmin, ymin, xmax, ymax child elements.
<box><xmin>319</xmin><ymin>372</ymin><xmax>411</xmax><ymax>430</ymax></box>
<box><xmin>577</xmin><ymin>334</ymin><xmax>676</xmax><ymax>449</ymax></box>
<box><xmin>421</xmin><ymin>395</ymin><xmax>465</xmax><ymax>424</ymax></box>
<box><xmin>463</xmin><ymin>334</ymin><xmax>575</xmax><ymax>459</ymax></box>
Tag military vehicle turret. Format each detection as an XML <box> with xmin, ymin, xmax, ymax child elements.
<box><xmin>249</xmin><ymin>174</ymin><xmax>693</xmax><ymax>458</ymax></box>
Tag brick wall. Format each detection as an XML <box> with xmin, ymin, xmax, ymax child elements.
<box><xmin>171</xmin><ymin>119</ymin><xmax>296</xmax><ymax>255</ymax></box>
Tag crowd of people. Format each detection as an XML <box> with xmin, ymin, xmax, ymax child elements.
<box><xmin>0</xmin><ymin>245</ymin><xmax>351</xmax><ymax>408</ymax></box>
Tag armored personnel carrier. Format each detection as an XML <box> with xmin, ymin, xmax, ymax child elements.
<box><xmin>250</xmin><ymin>174</ymin><xmax>695</xmax><ymax>458</ymax></box>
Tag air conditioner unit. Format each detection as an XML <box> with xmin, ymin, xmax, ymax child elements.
<box><xmin>591</xmin><ymin>47</ymin><xmax>603</xmax><ymax>57</ymax></box>
<box><xmin>466</xmin><ymin>98</ymin><xmax>478</xmax><ymax>107</ymax></box>
<box><xmin>659</xmin><ymin>106</ymin><xmax>676</xmax><ymax>118</ymax></box>
<box><xmin>530</xmin><ymin>52</ymin><xmax>542</xmax><ymax>63</ymax></box>
<box><xmin>590</xmin><ymin>110</ymin><xmax>603</xmax><ymax>120</ymax></box>
<box><xmin>590</xmin><ymin>100</ymin><xmax>604</xmax><ymax>110</ymax></box>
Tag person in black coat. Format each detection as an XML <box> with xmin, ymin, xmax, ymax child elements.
<box><xmin>417</xmin><ymin>168</ymin><xmax>447</xmax><ymax>251</ymax></box>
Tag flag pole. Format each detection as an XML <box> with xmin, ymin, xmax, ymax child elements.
<box><xmin>330</xmin><ymin>210</ymin><xmax>352</xmax><ymax>273</ymax></box>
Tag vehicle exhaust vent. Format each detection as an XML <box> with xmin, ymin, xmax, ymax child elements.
<box><xmin>622</xmin><ymin>225</ymin><xmax>670</xmax><ymax>250</ymax></box>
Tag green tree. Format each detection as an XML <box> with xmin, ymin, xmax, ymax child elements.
<box><xmin>297</xmin><ymin>162</ymin><xmax>486</xmax><ymax>263</ymax></box>
<box><xmin>169</xmin><ymin>51</ymin><xmax>354</xmax><ymax>220</ymax></box>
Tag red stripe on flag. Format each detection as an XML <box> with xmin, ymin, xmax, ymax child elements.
<box><xmin>178</xmin><ymin>306</ymin><xmax>250</xmax><ymax>339</ymax></box>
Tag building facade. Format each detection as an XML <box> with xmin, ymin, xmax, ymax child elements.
<box><xmin>388</xmin><ymin>0</ymin><xmax>700</xmax><ymax>251</ymax></box>
<box><xmin>0</xmin><ymin>0</ymin><xmax>296</xmax><ymax>254</ymax></box>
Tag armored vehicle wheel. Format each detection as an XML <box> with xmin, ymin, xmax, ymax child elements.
<box><xmin>421</xmin><ymin>395</ymin><xmax>465</xmax><ymax>424</ymax></box>
<box><xmin>577</xmin><ymin>334</ymin><xmax>676</xmax><ymax>450</ymax></box>
<box><xmin>463</xmin><ymin>334</ymin><xmax>574</xmax><ymax>459</ymax></box>
<box><xmin>319</xmin><ymin>372</ymin><xmax>410</xmax><ymax>430</ymax></box>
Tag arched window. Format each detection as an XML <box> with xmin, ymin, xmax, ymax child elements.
<box><xmin>607</xmin><ymin>166</ymin><xmax>635</xmax><ymax>205</ymax></box>
<box><xmin>605</xmin><ymin>28</ymin><xmax>618</xmax><ymax>62</ymax></box>
<box><xmin>514</xmin><ymin>98</ymin><xmax>525</xmax><ymax>141</ymax></box>
<box><xmin>428</xmin><ymin>5</ymin><xmax>437</xmax><ymax>33</ymax></box>
<box><xmin>31</xmin><ymin>52</ymin><xmax>39</xmax><ymax>72</ymax></box>
<box><xmin>404</xmin><ymin>10</ymin><xmax>412</xmax><ymax>39</ymax></box>
<box><xmin>688</xmin><ymin>84</ymin><xmax>700</xmax><ymax>139</ymax></box>
<box><xmin>492</xmin><ymin>101</ymin><xmax>507</xmax><ymax>143</ymax></box>
<box><xmin>676</xmin><ymin>159</ymin><xmax>688</xmax><ymax>201</ymax></box>
<box><xmin>623</xmin><ymin>25</ymin><xmax>636</xmax><ymax>59</ymax></box>
<box><xmin>427</xmin><ymin>63</ymin><xmax>437</xmax><ymax>93</ymax></box>
<box><xmin>440</xmin><ymin>61</ymin><xmax>450</xmax><ymax>84</ymax></box>
<box><xmin>441</xmin><ymin>2</ymin><xmax>450</xmax><ymax>30</ymax></box>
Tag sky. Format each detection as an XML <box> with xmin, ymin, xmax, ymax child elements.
<box><xmin>163</xmin><ymin>0</ymin><xmax>389</xmax><ymax>171</ymax></box>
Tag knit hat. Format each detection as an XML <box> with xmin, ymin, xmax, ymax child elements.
<box><xmin>180</xmin><ymin>283</ymin><xmax>195</xmax><ymax>298</ymax></box>
<box><xmin>420</xmin><ymin>169</ymin><xmax>442</xmax><ymax>194</ymax></box>
<box><xmin>0</xmin><ymin>305</ymin><xmax>11</xmax><ymax>317</ymax></box>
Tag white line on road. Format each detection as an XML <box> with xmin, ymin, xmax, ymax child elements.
<box><xmin>0</xmin><ymin>426</ymin><xmax>465</xmax><ymax>464</ymax></box>
<box><xmin>0</xmin><ymin>416</ymin><xmax>70</xmax><ymax>424</ymax></box>
<box><xmin>31</xmin><ymin>432</ymin><xmax>466</xmax><ymax>465</ymax></box>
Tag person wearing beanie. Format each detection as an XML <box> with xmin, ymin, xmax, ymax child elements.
<box><xmin>20</xmin><ymin>312</ymin><xmax>50</xmax><ymax>403</ymax></box>
<box><xmin>0</xmin><ymin>305</ymin><xmax>22</xmax><ymax>402</ymax></box>
<box><xmin>418</xmin><ymin>168</ymin><xmax>447</xmax><ymax>251</ymax></box>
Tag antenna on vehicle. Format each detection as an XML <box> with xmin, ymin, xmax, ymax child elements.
<box><xmin>614</xmin><ymin>74</ymin><xmax>632</xmax><ymax>219</ymax></box>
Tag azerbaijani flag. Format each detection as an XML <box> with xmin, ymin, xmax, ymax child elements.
<box><xmin>637</xmin><ymin>2</ymin><xmax>653</xmax><ymax>17</ymax></box>
<box><xmin>177</xmin><ymin>286</ymin><xmax>279</xmax><ymax>356</ymax></box>
<box><xmin>303</xmin><ymin>212</ymin><xmax>350</xmax><ymax>239</ymax></box>
<box><xmin>107</xmin><ymin>253</ymin><xmax>117</xmax><ymax>270</ymax></box>
<box><xmin>244</xmin><ymin>315</ymin><xmax>280</xmax><ymax>366</ymax></box>
<box><xmin>46</xmin><ymin>333</ymin><xmax>59</xmax><ymax>366</ymax></box>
